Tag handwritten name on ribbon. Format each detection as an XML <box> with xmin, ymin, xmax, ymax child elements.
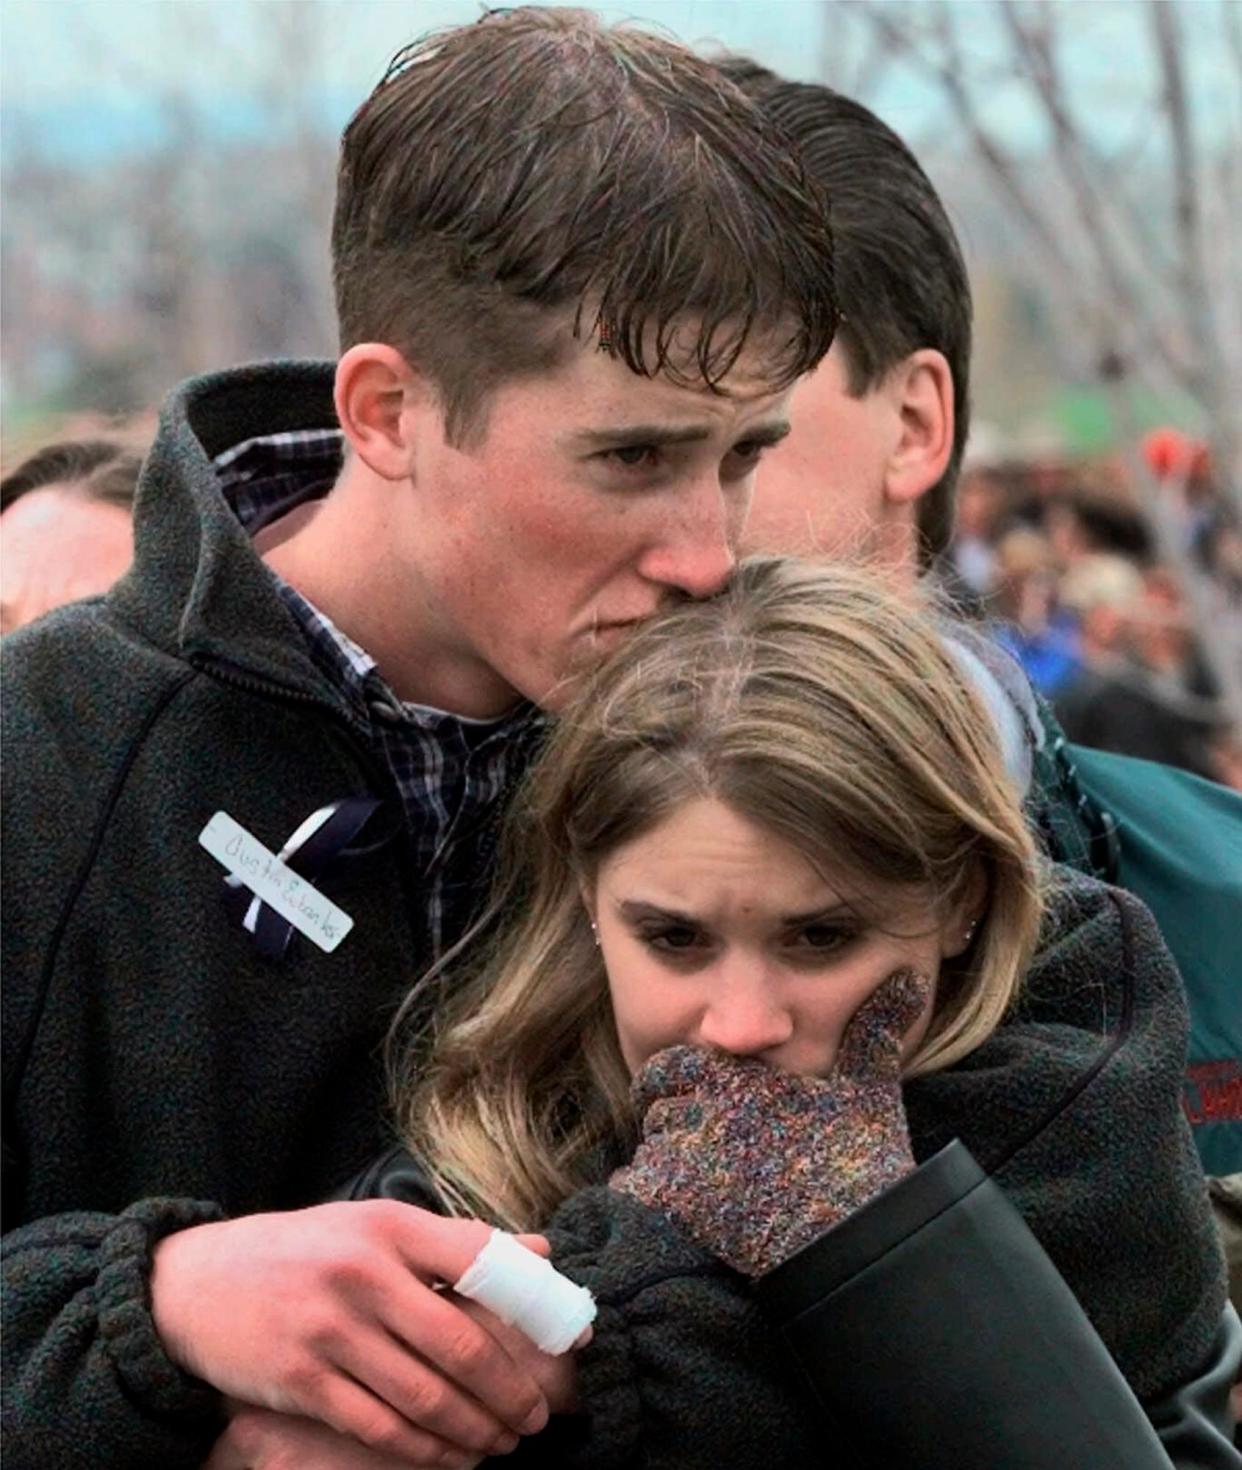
<box><xmin>200</xmin><ymin>809</ymin><xmax>361</xmax><ymax>955</ymax></box>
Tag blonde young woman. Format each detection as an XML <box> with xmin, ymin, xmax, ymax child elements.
<box><xmin>348</xmin><ymin>559</ymin><xmax>1229</xmax><ymax>1470</ymax></box>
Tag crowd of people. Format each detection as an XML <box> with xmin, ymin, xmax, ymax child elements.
<box><xmin>945</xmin><ymin>440</ymin><xmax>1241</xmax><ymax>788</ymax></box>
<box><xmin>2</xmin><ymin>8</ymin><xmax>1239</xmax><ymax>1470</ymax></box>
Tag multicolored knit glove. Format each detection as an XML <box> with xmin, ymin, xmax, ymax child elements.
<box><xmin>610</xmin><ymin>968</ymin><xmax>930</xmax><ymax>1277</ymax></box>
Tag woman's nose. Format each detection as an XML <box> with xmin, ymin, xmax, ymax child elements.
<box><xmin>695</xmin><ymin>980</ymin><xmax>794</xmax><ymax>1058</ymax></box>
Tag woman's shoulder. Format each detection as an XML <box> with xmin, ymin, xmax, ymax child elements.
<box><xmin>906</xmin><ymin>864</ymin><xmax>1220</xmax><ymax>1404</ymax></box>
<box><xmin>905</xmin><ymin>863</ymin><xmax>1188</xmax><ymax>1174</ymax></box>
<box><xmin>1017</xmin><ymin>863</ymin><xmax>1186</xmax><ymax>1030</ymax></box>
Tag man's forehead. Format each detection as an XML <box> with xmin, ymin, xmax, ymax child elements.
<box><xmin>559</xmin><ymin>332</ymin><xmax>796</xmax><ymax>417</ymax></box>
<box><xmin>635</xmin><ymin>316</ymin><xmax>805</xmax><ymax>397</ymax></box>
<box><xmin>533</xmin><ymin>306</ymin><xmax>796</xmax><ymax>389</ymax></box>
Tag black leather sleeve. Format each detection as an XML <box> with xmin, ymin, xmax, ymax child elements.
<box><xmin>343</xmin><ymin>1141</ymin><xmax>1240</xmax><ymax>1470</ymax></box>
<box><xmin>1144</xmin><ymin>1306</ymin><xmax>1242</xmax><ymax>1470</ymax></box>
<box><xmin>755</xmin><ymin>1140</ymin><xmax>1237</xmax><ymax>1470</ymax></box>
<box><xmin>333</xmin><ymin>1143</ymin><xmax>441</xmax><ymax>1208</ymax></box>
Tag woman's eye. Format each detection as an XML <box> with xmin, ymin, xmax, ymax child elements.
<box><xmin>644</xmin><ymin>925</ymin><xmax>703</xmax><ymax>951</ymax></box>
<box><xmin>795</xmin><ymin>925</ymin><xmax>855</xmax><ymax>953</ymax></box>
<box><xmin>730</xmin><ymin>440</ymin><xmax>765</xmax><ymax>464</ymax></box>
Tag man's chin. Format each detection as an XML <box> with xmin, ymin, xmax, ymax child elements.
<box><xmin>532</xmin><ymin>627</ymin><xmax>639</xmax><ymax>711</ymax></box>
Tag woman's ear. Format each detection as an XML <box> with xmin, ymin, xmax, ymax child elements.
<box><xmin>940</xmin><ymin>865</ymin><xmax>988</xmax><ymax>959</ymax></box>
<box><xmin>577</xmin><ymin>878</ymin><xmax>597</xmax><ymax>927</ymax></box>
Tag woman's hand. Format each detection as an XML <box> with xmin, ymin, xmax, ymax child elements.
<box><xmin>610</xmin><ymin>968</ymin><xmax>929</xmax><ymax>1276</ymax></box>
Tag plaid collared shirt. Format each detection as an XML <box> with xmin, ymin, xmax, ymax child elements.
<box><xmin>213</xmin><ymin>429</ymin><xmax>544</xmax><ymax>956</ymax></box>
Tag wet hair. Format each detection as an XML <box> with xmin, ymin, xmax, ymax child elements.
<box><xmin>392</xmin><ymin>557</ymin><xmax>1043</xmax><ymax>1230</ymax></box>
<box><xmin>331</xmin><ymin>7</ymin><xmax>839</xmax><ymax>443</ymax></box>
<box><xmin>1</xmin><ymin>440</ymin><xmax>142</xmax><ymax>515</ymax></box>
<box><xmin>720</xmin><ymin>58</ymin><xmax>972</xmax><ymax>563</ymax></box>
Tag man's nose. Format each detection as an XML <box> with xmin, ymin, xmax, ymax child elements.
<box><xmin>639</xmin><ymin>477</ymin><xmax>744</xmax><ymax>600</ymax></box>
<box><xmin>696</xmin><ymin>976</ymin><xmax>794</xmax><ymax>1058</ymax></box>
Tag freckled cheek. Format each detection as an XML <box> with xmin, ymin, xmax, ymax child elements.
<box><xmin>497</xmin><ymin>485</ymin><xmax>659</xmax><ymax>592</ymax></box>
<box><xmin>490</xmin><ymin>476</ymin><xmax>616</xmax><ymax>553</ymax></box>
<box><xmin>444</xmin><ymin>504</ymin><xmax>621</xmax><ymax>641</ymax></box>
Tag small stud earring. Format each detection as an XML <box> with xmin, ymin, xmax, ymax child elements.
<box><xmin>962</xmin><ymin>919</ymin><xmax>979</xmax><ymax>946</ymax></box>
<box><xmin>589</xmin><ymin>920</ymin><xmax>600</xmax><ymax>948</ymax></box>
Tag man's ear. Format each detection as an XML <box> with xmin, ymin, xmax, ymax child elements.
<box><xmin>881</xmin><ymin>349</ymin><xmax>954</xmax><ymax>509</ymax></box>
<box><xmin>333</xmin><ymin>343</ymin><xmax>433</xmax><ymax>483</ymax></box>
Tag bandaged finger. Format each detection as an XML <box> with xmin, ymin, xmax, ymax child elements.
<box><xmin>454</xmin><ymin>1229</ymin><xmax>596</xmax><ymax>1354</ymax></box>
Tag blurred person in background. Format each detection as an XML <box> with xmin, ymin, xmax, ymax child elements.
<box><xmin>1199</xmin><ymin>511</ymin><xmax>1242</xmax><ymax>788</ymax></box>
<box><xmin>1043</xmin><ymin>488</ymin><xmax>1154</xmax><ymax>574</ymax></box>
<box><xmin>1051</xmin><ymin>552</ymin><xmax>1222</xmax><ymax>777</ymax></box>
<box><xmin>987</xmin><ymin>525</ymin><xmax>1081</xmax><ymax>700</ymax></box>
<box><xmin>0</xmin><ymin>439</ymin><xmax>142</xmax><ymax>634</ymax></box>
<box><xmin>1055</xmin><ymin>551</ymin><xmax>1145</xmax><ymax>693</ymax></box>
<box><xmin>1144</xmin><ymin>427</ymin><xmax>1219</xmax><ymax>550</ymax></box>
<box><xmin>1092</xmin><ymin>565</ymin><xmax>1234</xmax><ymax>784</ymax></box>
<box><xmin>943</xmin><ymin>450</ymin><xmax>1009</xmax><ymax>605</ymax></box>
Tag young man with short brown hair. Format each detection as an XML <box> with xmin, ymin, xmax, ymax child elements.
<box><xmin>1</xmin><ymin>12</ymin><xmax>837</xmax><ymax>1467</ymax></box>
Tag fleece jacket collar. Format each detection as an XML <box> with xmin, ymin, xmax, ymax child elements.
<box><xmin>109</xmin><ymin>360</ymin><xmax>352</xmax><ymax>721</ymax></box>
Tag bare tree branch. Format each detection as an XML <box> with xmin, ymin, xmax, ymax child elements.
<box><xmin>1223</xmin><ymin>0</ymin><xmax>1242</xmax><ymax>98</ymax></box>
<box><xmin>843</xmin><ymin>0</ymin><xmax>1202</xmax><ymax>410</ymax></box>
<box><xmin>842</xmin><ymin>0</ymin><xmax>1241</xmax><ymax>716</ymax></box>
<box><xmin>998</xmin><ymin>1</ymin><xmax>1192</xmax><ymax>378</ymax></box>
<box><xmin>1150</xmin><ymin>1</ymin><xmax>1227</xmax><ymax>403</ymax></box>
<box><xmin>844</xmin><ymin>1</ymin><xmax>1073</xmax><ymax>272</ymax></box>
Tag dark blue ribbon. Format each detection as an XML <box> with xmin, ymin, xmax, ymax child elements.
<box><xmin>223</xmin><ymin>796</ymin><xmax>382</xmax><ymax>960</ymax></box>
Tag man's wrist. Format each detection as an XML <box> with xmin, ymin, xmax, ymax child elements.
<box><xmin>100</xmin><ymin>1198</ymin><xmax>227</xmax><ymax>1416</ymax></box>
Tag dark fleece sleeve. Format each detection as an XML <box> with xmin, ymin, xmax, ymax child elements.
<box><xmin>347</xmin><ymin>1149</ymin><xmax>821</xmax><ymax>1470</ymax></box>
<box><xmin>523</xmin><ymin>1187</ymin><xmax>820</xmax><ymax>1470</ymax></box>
<box><xmin>1</xmin><ymin>1197</ymin><xmax>226</xmax><ymax>1470</ymax></box>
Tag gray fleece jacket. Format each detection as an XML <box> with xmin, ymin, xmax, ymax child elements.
<box><xmin>1</xmin><ymin>363</ymin><xmax>452</xmax><ymax>1469</ymax></box>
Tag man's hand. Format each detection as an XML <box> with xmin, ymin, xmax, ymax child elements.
<box><xmin>199</xmin><ymin>1295</ymin><xmax>585</xmax><ymax>1470</ymax></box>
<box><xmin>152</xmin><ymin>1202</ymin><xmax>552</xmax><ymax>1464</ymax></box>
<box><xmin>203</xmin><ymin>1404</ymin><xmax>480</xmax><ymax>1470</ymax></box>
<box><xmin>446</xmin><ymin>1292</ymin><xmax>584</xmax><ymax>1417</ymax></box>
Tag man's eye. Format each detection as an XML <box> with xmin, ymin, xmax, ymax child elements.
<box><xmin>720</xmin><ymin>441</ymin><xmax>771</xmax><ymax>482</ymax></box>
<box><xmin>604</xmin><ymin>445</ymin><xmax>660</xmax><ymax>469</ymax></box>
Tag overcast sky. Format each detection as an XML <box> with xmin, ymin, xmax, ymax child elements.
<box><xmin>5</xmin><ymin>0</ymin><xmax>1237</xmax><ymax>167</ymax></box>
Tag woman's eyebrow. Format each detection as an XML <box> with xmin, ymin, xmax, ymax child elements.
<box><xmin>617</xmin><ymin>899</ymin><xmax>699</xmax><ymax>925</ymax></box>
<box><xmin>779</xmin><ymin>903</ymin><xmax>853</xmax><ymax>926</ymax></box>
<box><xmin>617</xmin><ymin>899</ymin><xmax>854</xmax><ymax>928</ymax></box>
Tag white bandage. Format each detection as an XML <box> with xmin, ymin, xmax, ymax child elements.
<box><xmin>454</xmin><ymin>1229</ymin><xmax>596</xmax><ymax>1355</ymax></box>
